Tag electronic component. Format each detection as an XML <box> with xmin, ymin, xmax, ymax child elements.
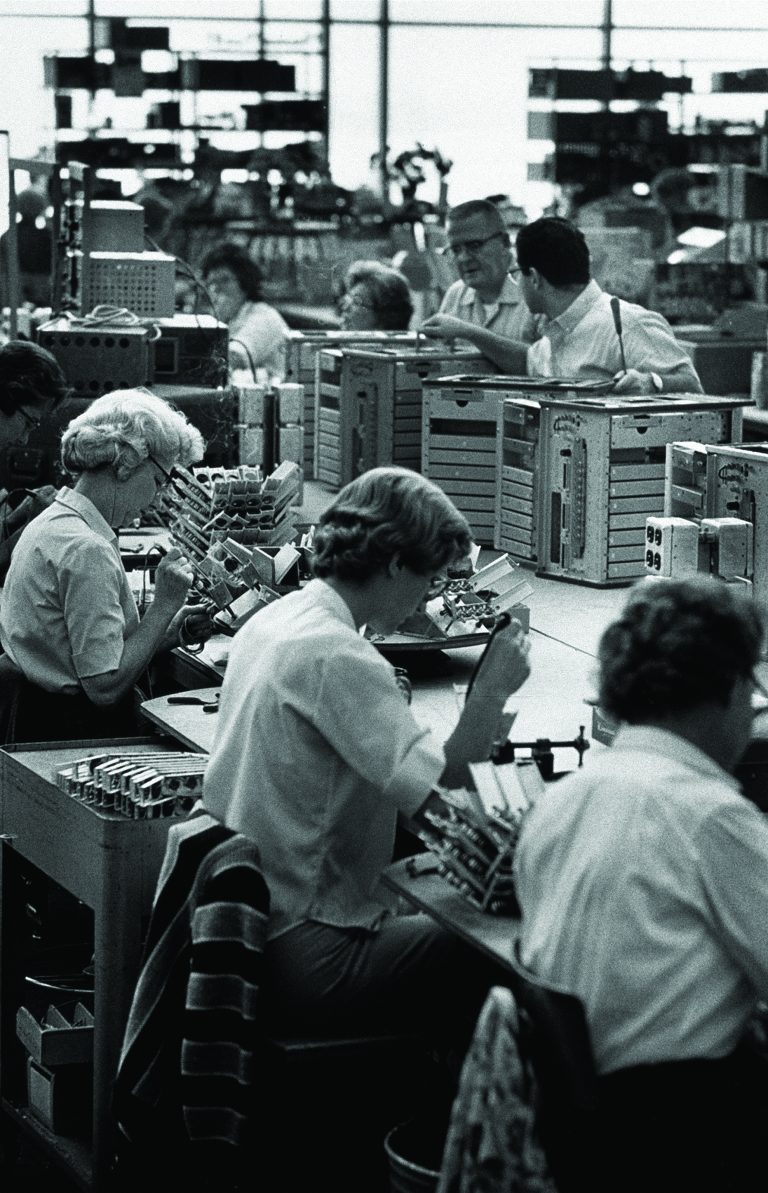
<box><xmin>316</xmin><ymin>345</ymin><xmax>485</xmax><ymax>490</ymax></box>
<box><xmin>644</xmin><ymin>516</ymin><xmax>700</xmax><ymax>577</ymax></box>
<box><xmin>418</xmin><ymin>760</ymin><xmax>545</xmax><ymax>915</ymax></box>
<box><xmin>537</xmin><ymin>393</ymin><xmax>747</xmax><ymax>585</ymax></box>
<box><xmin>665</xmin><ymin>441</ymin><xmax>709</xmax><ymax>520</ymax></box>
<box><xmin>283</xmin><ymin>332</ymin><xmax>419</xmax><ymax>477</ymax></box>
<box><xmin>56</xmin><ymin>752</ymin><xmax>208</xmax><ymax>818</ymax></box>
<box><xmin>37</xmin><ymin>316</ymin><xmax>152</xmax><ymax>396</ymax></box>
<box><xmin>82</xmin><ymin>251</ymin><xmax>175</xmax><ymax>317</ymax></box>
<box><xmin>153</xmin><ymin>462</ymin><xmax>302</xmax><ymax>611</ymax></box>
<box><xmin>700</xmin><ymin>516</ymin><xmax>753</xmax><ymax>581</ymax></box>
<box><xmin>148</xmin><ymin>315</ymin><xmax>228</xmax><ymax>388</ymax></box>
<box><xmin>421</xmin><ymin>373</ymin><xmax>507</xmax><ymax>547</ymax></box>
<box><xmin>703</xmin><ymin>441</ymin><xmax>768</xmax><ymax>597</ymax></box>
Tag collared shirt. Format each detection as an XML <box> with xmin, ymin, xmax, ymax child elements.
<box><xmin>0</xmin><ymin>487</ymin><xmax>139</xmax><ymax>693</ymax></box>
<box><xmin>202</xmin><ymin>579</ymin><xmax>445</xmax><ymax>939</ymax></box>
<box><xmin>526</xmin><ymin>279</ymin><xmax>702</xmax><ymax>389</ymax></box>
<box><xmin>515</xmin><ymin>725</ymin><xmax>768</xmax><ymax>1074</ymax></box>
<box><xmin>439</xmin><ymin>275</ymin><xmax>539</xmax><ymax>347</ymax></box>
<box><xmin>229</xmin><ymin>300</ymin><xmax>290</xmax><ymax>381</ymax></box>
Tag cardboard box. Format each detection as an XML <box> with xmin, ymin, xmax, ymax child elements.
<box><xmin>16</xmin><ymin>1003</ymin><xmax>94</xmax><ymax>1067</ymax></box>
<box><xmin>27</xmin><ymin>1057</ymin><xmax>92</xmax><ymax>1135</ymax></box>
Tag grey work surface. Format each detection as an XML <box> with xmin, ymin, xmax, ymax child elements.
<box><xmin>142</xmin><ymin>570</ymin><xmax>627</xmax><ymax>763</ymax></box>
<box><xmin>380</xmin><ymin>858</ymin><xmax>518</xmax><ymax>972</ymax></box>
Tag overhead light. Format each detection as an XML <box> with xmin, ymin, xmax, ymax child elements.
<box><xmin>676</xmin><ymin>226</ymin><xmax>726</xmax><ymax>248</ymax></box>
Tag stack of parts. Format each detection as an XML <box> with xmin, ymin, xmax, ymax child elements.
<box><xmin>391</xmin><ymin>554</ymin><xmax>533</xmax><ymax>642</ymax></box>
<box><xmin>154</xmin><ymin>461</ymin><xmax>303</xmax><ymax>612</ymax></box>
<box><xmin>56</xmin><ymin>752</ymin><xmax>208</xmax><ymax>819</ymax></box>
<box><xmin>420</xmin><ymin>760</ymin><xmax>544</xmax><ymax>914</ymax></box>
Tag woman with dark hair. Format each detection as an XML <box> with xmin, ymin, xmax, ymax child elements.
<box><xmin>337</xmin><ymin>259</ymin><xmax>414</xmax><ymax>331</ymax></box>
<box><xmin>1</xmin><ymin>387</ymin><xmax>211</xmax><ymax>740</ymax></box>
<box><xmin>203</xmin><ymin>466</ymin><xmax>530</xmax><ymax>1041</ymax></box>
<box><xmin>0</xmin><ymin>339</ymin><xmax>68</xmax><ymax>580</ymax></box>
<box><xmin>200</xmin><ymin>242</ymin><xmax>289</xmax><ymax>380</ymax></box>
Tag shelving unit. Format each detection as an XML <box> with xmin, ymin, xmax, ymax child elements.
<box><xmin>44</xmin><ymin>15</ymin><xmax>329</xmax><ymax>182</ymax></box>
<box><xmin>0</xmin><ymin>740</ymin><xmax>179</xmax><ymax>1189</ymax></box>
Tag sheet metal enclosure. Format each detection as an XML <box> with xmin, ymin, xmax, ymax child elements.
<box><xmin>282</xmin><ymin>331</ymin><xmax>418</xmax><ymax>478</ymax></box>
<box><xmin>421</xmin><ymin>374</ymin><xmax>506</xmax><ymax>546</ymax></box>
<box><xmin>704</xmin><ymin>441</ymin><xmax>768</xmax><ymax>599</ymax></box>
<box><xmin>536</xmin><ymin>394</ymin><xmax>746</xmax><ymax>584</ymax></box>
<box><xmin>317</xmin><ymin>345</ymin><xmax>484</xmax><ymax>490</ymax></box>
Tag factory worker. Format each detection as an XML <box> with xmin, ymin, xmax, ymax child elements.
<box><xmin>420</xmin><ymin>198</ymin><xmax>539</xmax><ymax>358</ymax></box>
<box><xmin>337</xmin><ymin>259</ymin><xmax>414</xmax><ymax>331</ymax></box>
<box><xmin>201</xmin><ymin>242</ymin><xmax>289</xmax><ymax>382</ymax></box>
<box><xmin>516</xmin><ymin>578</ymin><xmax>768</xmax><ymax>1192</ymax></box>
<box><xmin>0</xmin><ymin>388</ymin><xmax>210</xmax><ymax>742</ymax></box>
<box><xmin>204</xmin><ymin>466</ymin><xmax>531</xmax><ymax>1044</ymax></box>
<box><xmin>423</xmin><ymin>215</ymin><xmax>702</xmax><ymax>394</ymax></box>
<box><xmin>0</xmin><ymin>340</ymin><xmax>68</xmax><ymax>582</ymax></box>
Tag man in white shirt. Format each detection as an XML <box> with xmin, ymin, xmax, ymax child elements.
<box><xmin>515</xmin><ymin>577</ymin><xmax>768</xmax><ymax>1192</ymax></box>
<box><xmin>436</xmin><ymin>215</ymin><xmax>702</xmax><ymax>393</ymax></box>
<box><xmin>420</xmin><ymin>199</ymin><xmax>538</xmax><ymax>364</ymax></box>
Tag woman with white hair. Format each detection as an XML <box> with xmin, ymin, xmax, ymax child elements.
<box><xmin>0</xmin><ymin>388</ymin><xmax>207</xmax><ymax>741</ymax></box>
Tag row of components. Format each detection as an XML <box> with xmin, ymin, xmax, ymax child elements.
<box><xmin>645</xmin><ymin>515</ymin><xmax>753</xmax><ymax>580</ymax></box>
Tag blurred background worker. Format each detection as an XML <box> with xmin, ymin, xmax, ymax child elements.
<box><xmin>0</xmin><ymin>186</ymin><xmax>52</xmax><ymax>307</ymax></box>
<box><xmin>337</xmin><ymin>259</ymin><xmax>414</xmax><ymax>331</ymax></box>
<box><xmin>0</xmin><ymin>340</ymin><xmax>68</xmax><ymax>582</ymax></box>
<box><xmin>200</xmin><ymin>242</ymin><xmax>290</xmax><ymax>381</ymax></box>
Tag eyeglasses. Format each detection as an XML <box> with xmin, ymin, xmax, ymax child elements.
<box><xmin>426</xmin><ymin>574</ymin><xmax>450</xmax><ymax>600</ymax></box>
<box><xmin>752</xmin><ymin>672</ymin><xmax>768</xmax><ymax>708</ymax></box>
<box><xmin>441</xmin><ymin>232</ymin><xmax>506</xmax><ymax>259</ymax></box>
<box><xmin>337</xmin><ymin>293</ymin><xmax>374</xmax><ymax>312</ymax></box>
<box><xmin>16</xmin><ymin>406</ymin><xmax>44</xmax><ymax>433</ymax></box>
<box><xmin>147</xmin><ymin>454</ymin><xmax>175</xmax><ymax>493</ymax></box>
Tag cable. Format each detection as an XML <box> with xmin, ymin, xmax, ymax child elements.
<box><xmin>144</xmin><ymin>232</ymin><xmax>219</xmax><ymax>324</ymax></box>
<box><xmin>229</xmin><ymin>336</ymin><xmax>258</xmax><ymax>380</ymax></box>
<box><xmin>58</xmin><ymin>304</ymin><xmax>142</xmax><ymax>327</ymax></box>
<box><xmin>610</xmin><ymin>296</ymin><xmax>628</xmax><ymax>375</ymax></box>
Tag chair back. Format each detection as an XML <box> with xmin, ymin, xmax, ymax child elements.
<box><xmin>508</xmin><ymin>942</ymin><xmax>600</xmax><ymax>1193</ymax></box>
<box><xmin>0</xmin><ymin>652</ymin><xmax>23</xmax><ymax>743</ymax></box>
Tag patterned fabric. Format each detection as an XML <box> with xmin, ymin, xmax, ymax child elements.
<box><xmin>114</xmin><ymin>810</ymin><xmax>269</xmax><ymax>1178</ymax></box>
<box><xmin>438</xmin><ymin>986</ymin><xmax>556</xmax><ymax>1193</ymax></box>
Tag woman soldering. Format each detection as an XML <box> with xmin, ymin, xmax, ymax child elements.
<box><xmin>203</xmin><ymin>466</ymin><xmax>530</xmax><ymax>1043</ymax></box>
<box><xmin>0</xmin><ymin>388</ymin><xmax>210</xmax><ymax>742</ymax></box>
<box><xmin>0</xmin><ymin>340</ymin><xmax>68</xmax><ymax>582</ymax></box>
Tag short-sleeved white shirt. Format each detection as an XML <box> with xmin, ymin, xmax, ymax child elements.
<box><xmin>202</xmin><ymin>579</ymin><xmax>445</xmax><ymax>939</ymax></box>
<box><xmin>515</xmin><ymin>725</ymin><xmax>768</xmax><ymax>1073</ymax></box>
<box><xmin>439</xmin><ymin>274</ymin><xmax>539</xmax><ymax>347</ymax></box>
<box><xmin>526</xmin><ymin>280</ymin><xmax>702</xmax><ymax>389</ymax></box>
<box><xmin>0</xmin><ymin>487</ymin><xmax>139</xmax><ymax>693</ymax></box>
<box><xmin>229</xmin><ymin>300</ymin><xmax>290</xmax><ymax>381</ymax></box>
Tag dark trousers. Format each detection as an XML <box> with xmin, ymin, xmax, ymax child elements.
<box><xmin>10</xmin><ymin>676</ymin><xmax>140</xmax><ymax>744</ymax></box>
<box><xmin>262</xmin><ymin>914</ymin><xmax>508</xmax><ymax>1049</ymax></box>
<box><xmin>595</xmin><ymin>1047</ymin><xmax>768</xmax><ymax>1193</ymax></box>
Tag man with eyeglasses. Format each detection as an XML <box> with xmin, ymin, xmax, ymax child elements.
<box><xmin>420</xmin><ymin>199</ymin><xmax>539</xmax><ymax>366</ymax></box>
<box><xmin>515</xmin><ymin>577</ymin><xmax>768</xmax><ymax>1192</ymax></box>
<box><xmin>455</xmin><ymin>215</ymin><xmax>702</xmax><ymax>392</ymax></box>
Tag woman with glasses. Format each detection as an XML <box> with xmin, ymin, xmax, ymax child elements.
<box><xmin>0</xmin><ymin>388</ymin><xmax>211</xmax><ymax>742</ymax></box>
<box><xmin>0</xmin><ymin>340</ymin><xmax>68</xmax><ymax>582</ymax></box>
<box><xmin>337</xmin><ymin>259</ymin><xmax>414</xmax><ymax>332</ymax></box>
<box><xmin>200</xmin><ymin>242</ymin><xmax>289</xmax><ymax>382</ymax></box>
<box><xmin>204</xmin><ymin>466</ymin><xmax>531</xmax><ymax>1047</ymax></box>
